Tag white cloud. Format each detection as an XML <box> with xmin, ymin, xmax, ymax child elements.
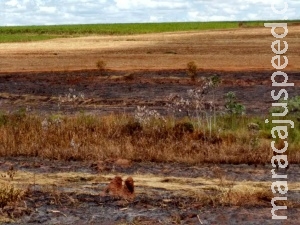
<box><xmin>114</xmin><ymin>0</ymin><xmax>188</xmax><ymax>10</ymax></box>
<box><xmin>5</xmin><ymin>0</ymin><xmax>19</xmax><ymax>7</ymax></box>
<box><xmin>39</xmin><ymin>6</ymin><xmax>56</xmax><ymax>14</ymax></box>
<box><xmin>0</xmin><ymin>0</ymin><xmax>299</xmax><ymax>26</ymax></box>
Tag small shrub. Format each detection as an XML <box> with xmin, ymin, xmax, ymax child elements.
<box><xmin>186</xmin><ymin>61</ymin><xmax>198</xmax><ymax>81</ymax></box>
<box><xmin>96</xmin><ymin>60</ymin><xmax>106</xmax><ymax>75</ymax></box>
<box><xmin>224</xmin><ymin>91</ymin><xmax>246</xmax><ymax>115</ymax></box>
<box><xmin>210</xmin><ymin>74</ymin><xmax>221</xmax><ymax>87</ymax></box>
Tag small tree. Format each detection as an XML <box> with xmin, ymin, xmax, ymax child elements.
<box><xmin>186</xmin><ymin>61</ymin><xmax>198</xmax><ymax>81</ymax></box>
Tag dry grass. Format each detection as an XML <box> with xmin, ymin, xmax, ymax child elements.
<box><xmin>0</xmin><ymin>183</ymin><xmax>24</xmax><ymax>208</ymax></box>
<box><xmin>0</xmin><ymin>112</ymin><xmax>299</xmax><ymax>164</ymax></box>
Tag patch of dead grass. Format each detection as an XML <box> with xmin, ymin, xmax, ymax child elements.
<box><xmin>0</xmin><ymin>113</ymin><xmax>299</xmax><ymax>165</ymax></box>
<box><xmin>0</xmin><ymin>183</ymin><xmax>24</xmax><ymax>208</ymax></box>
<box><xmin>2</xmin><ymin>169</ymin><xmax>300</xmax><ymax>209</ymax></box>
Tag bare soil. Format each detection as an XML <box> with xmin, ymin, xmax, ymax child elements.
<box><xmin>0</xmin><ymin>26</ymin><xmax>300</xmax><ymax>224</ymax></box>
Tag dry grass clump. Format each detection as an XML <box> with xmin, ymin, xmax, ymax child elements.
<box><xmin>0</xmin><ymin>183</ymin><xmax>24</xmax><ymax>208</ymax></box>
<box><xmin>193</xmin><ymin>187</ymin><xmax>273</xmax><ymax>207</ymax></box>
<box><xmin>0</xmin><ymin>112</ymin><xmax>299</xmax><ymax>164</ymax></box>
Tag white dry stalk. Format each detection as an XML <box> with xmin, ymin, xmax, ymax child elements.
<box><xmin>166</xmin><ymin>77</ymin><xmax>218</xmax><ymax>136</ymax></box>
<box><xmin>134</xmin><ymin>106</ymin><xmax>165</xmax><ymax>125</ymax></box>
<box><xmin>70</xmin><ymin>138</ymin><xmax>76</xmax><ymax>148</ymax></box>
<box><xmin>166</xmin><ymin>94</ymin><xmax>190</xmax><ymax>115</ymax></box>
<box><xmin>197</xmin><ymin>215</ymin><xmax>203</xmax><ymax>224</ymax></box>
<box><xmin>41</xmin><ymin>116</ymin><xmax>63</xmax><ymax>131</ymax></box>
<box><xmin>41</xmin><ymin>118</ymin><xmax>49</xmax><ymax>131</ymax></box>
<box><xmin>58</xmin><ymin>89</ymin><xmax>85</xmax><ymax>104</ymax></box>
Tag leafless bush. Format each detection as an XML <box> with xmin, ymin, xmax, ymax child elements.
<box><xmin>186</xmin><ymin>61</ymin><xmax>198</xmax><ymax>81</ymax></box>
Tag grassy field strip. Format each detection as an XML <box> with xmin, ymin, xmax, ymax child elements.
<box><xmin>0</xmin><ymin>22</ymin><xmax>252</xmax><ymax>36</ymax></box>
<box><xmin>1</xmin><ymin>21</ymin><xmax>299</xmax><ymax>43</ymax></box>
<box><xmin>3</xmin><ymin>171</ymin><xmax>300</xmax><ymax>194</ymax></box>
<box><xmin>0</xmin><ymin>34</ymin><xmax>61</xmax><ymax>43</ymax></box>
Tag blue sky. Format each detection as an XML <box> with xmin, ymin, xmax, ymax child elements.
<box><xmin>0</xmin><ymin>0</ymin><xmax>299</xmax><ymax>26</ymax></box>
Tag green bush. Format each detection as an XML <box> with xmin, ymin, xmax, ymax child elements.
<box><xmin>224</xmin><ymin>92</ymin><xmax>246</xmax><ymax>115</ymax></box>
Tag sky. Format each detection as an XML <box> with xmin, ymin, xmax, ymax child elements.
<box><xmin>0</xmin><ymin>0</ymin><xmax>299</xmax><ymax>26</ymax></box>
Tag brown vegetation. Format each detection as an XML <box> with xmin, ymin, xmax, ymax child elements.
<box><xmin>0</xmin><ymin>113</ymin><xmax>299</xmax><ymax>165</ymax></box>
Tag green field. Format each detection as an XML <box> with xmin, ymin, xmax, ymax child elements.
<box><xmin>0</xmin><ymin>34</ymin><xmax>61</xmax><ymax>43</ymax></box>
<box><xmin>0</xmin><ymin>20</ymin><xmax>299</xmax><ymax>43</ymax></box>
